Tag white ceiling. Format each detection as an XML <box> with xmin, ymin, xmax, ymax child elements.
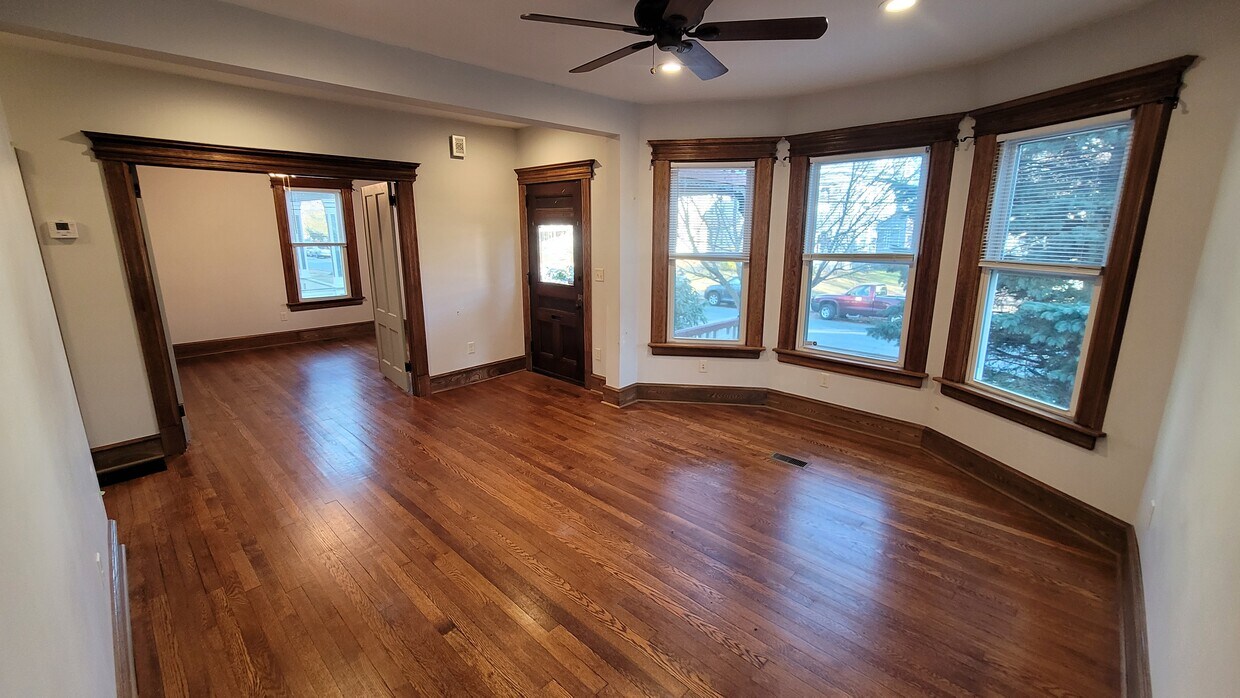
<box><xmin>220</xmin><ymin>0</ymin><xmax>1153</xmax><ymax>104</ymax></box>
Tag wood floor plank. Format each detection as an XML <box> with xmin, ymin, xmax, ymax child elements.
<box><xmin>103</xmin><ymin>338</ymin><xmax>1122</xmax><ymax>696</ymax></box>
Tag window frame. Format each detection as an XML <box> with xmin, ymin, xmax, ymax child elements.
<box><xmin>649</xmin><ymin>137</ymin><xmax>780</xmax><ymax>359</ymax></box>
<box><xmin>938</xmin><ymin>56</ymin><xmax>1196</xmax><ymax>449</ymax></box>
<box><xmin>776</xmin><ymin>114</ymin><xmax>963</xmax><ymax>387</ymax></box>
<box><xmin>271</xmin><ymin>176</ymin><xmax>366</xmax><ymax>311</ymax></box>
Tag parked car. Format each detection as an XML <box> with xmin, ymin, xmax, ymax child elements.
<box><xmin>810</xmin><ymin>284</ymin><xmax>905</xmax><ymax>320</ymax></box>
<box><xmin>704</xmin><ymin>278</ymin><xmax>741</xmax><ymax>307</ymax></box>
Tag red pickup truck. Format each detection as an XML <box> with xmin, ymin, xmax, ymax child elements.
<box><xmin>810</xmin><ymin>284</ymin><xmax>905</xmax><ymax>320</ymax></box>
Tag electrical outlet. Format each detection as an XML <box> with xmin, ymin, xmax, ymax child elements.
<box><xmin>698</xmin><ymin>360</ymin><xmax>708</xmax><ymax>374</ymax></box>
<box><xmin>593</xmin><ymin>347</ymin><xmax>602</xmax><ymax>362</ymax></box>
<box><xmin>593</xmin><ymin>268</ymin><xmax>605</xmax><ymax>282</ymax></box>
<box><xmin>819</xmin><ymin>372</ymin><xmax>830</xmax><ymax>388</ymax></box>
<box><xmin>467</xmin><ymin>341</ymin><xmax>476</xmax><ymax>354</ymax></box>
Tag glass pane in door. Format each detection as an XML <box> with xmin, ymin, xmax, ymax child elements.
<box><xmin>537</xmin><ymin>224</ymin><xmax>575</xmax><ymax>285</ymax></box>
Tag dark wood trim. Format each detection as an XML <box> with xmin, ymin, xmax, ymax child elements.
<box><xmin>648</xmin><ymin>343</ymin><xmax>764</xmax><ymax>359</ymax></box>
<box><xmin>1120</xmin><ymin>526</ymin><xmax>1152</xmax><ymax>698</ymax></box>
<box><xmin>173</xmin><ymin>321</ymin><xmax>373</xmax><ymax>359</ymax></box>
<box><xmin>98</xmin><ymin>161</ymin><xmax>187</xmax><ymax>457</ymax></box>
<box><xmin>921</xmin><ymin>428</ymin><xmax>1124</xmax><ymax>550</ymax></box>
<box><xmin>969</xmin><ymin>56</ymin><xmax>1197</xmax><ymax>136</ymax></box>
<box><xmin>271</xmin><ymin>179</ymin><xmax>366</xmax><ymax>309</ymax></box>
<box><xmin>773</xmin><ymin>349</ymin><xmax>926</xmax><ymax>387</ymax></box>
<box><xmin>650</xmin><ymin>159</ymin><xmax>672</xmax><ymax>346</ymax></box>
<box><xmin>586</xmin><ymin>374</ymin><xmax>607</xmax><ymax>393</ymax></box>
<box><xmin>776</xmin><ymin>119</ymin><xmax>956</xmax><ymax>384</ymax></box>
<box><xmin>941</xmin><ymin>133</ymin><xmax>998</xmax><ymax>382</ymax></box>
<box><xmin>1073</xmin><ymin>100</ymin><xmax>1176</xmax><ymax>429</ymax></box>
<box><xmin>393</xmin><ymin>179</ymin><xmax>432</xmax><ymax>396</ymax></box>
<box><xmin>941</xmin><ymin>60</ymin><xmax>1191</xmax><ymax>442</ymax></box>
<box><xmin>517</xmin><ymin>182</ymin><xmax>533</xmax><ymax>371</ymax></box>
<box><xmin>84</xmin><ymin>132</ymin><xmax>420</xmax><ymax>180</ymax></box>
<box><xmin>650</xmin><ymin>144</ymin><xmax>775</xmax><ymax>356</ymax></box>
<box><xmin>286</xmin><ymin>297</ymin><xmax>366</xmax><ymax>312</ymax></box>
<box><xmin>637</xmin><ymin>383</ymin><xmax>766</xmax><ymax>405</ymax></box>
<box><xmin>765</xmin><ymin>389</ymin><xmax>926</xmax><ymax>446</ymax></box>
<box><xmin>935</xmin><ymin>379</ymin><xmax>1103</xmax><ymax>450</ymax></box>
<box><xmin>581</xmin><ymin>176</ymin><xmax>595</xmax><ymax>384</ymax></box>
<box><xmin>648</xmin><ymin>136</ymin><xmax>781</xmax><ymax>163</ymax></box>
<box><xmin>92</xmin><ymin>435</ymin><xmax>167</xmax><ymax>487</ymax></box>
<box><xmin>280</xmin><ymin>175</ymin><xmax>355</xmax><ymax>191</ymax></box>
<box><xmin>515</xmin><ymin>160</ymin><xmax>598</xmax><ymax>185</ymax></box>
<box><xmin>600</xmin><ymin>383</ymin><xmax>639</xmax><ymax>408</ymax></box>
<box><xmin>786</xmin><ymin>112</ymin><xmax>964</xmax><ymax>157</ymax></box>
<box><xmin>515</xmin><ymin>162</ymin><xmax>596</xmax><ymax>381</ymax></box>
<box><xmin>429</xmin><ymin>356</ymin><xmax>527</xmax><ymax>394</ymax></box>
<box><xmin>109</xmin><ymin>520</ymin><xmax>137</xmax><ymax>698</ymax></box>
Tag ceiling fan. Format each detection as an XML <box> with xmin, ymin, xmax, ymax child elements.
<box><xmin>521</xmin><ymin>0</ymin><xmax>828</xmax><ymax>80</ymax></box>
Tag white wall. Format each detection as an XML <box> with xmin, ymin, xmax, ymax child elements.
<box><xmin>630</xmin><ymin>0</ymin><xmax>1239</xmax><ymax>522</ymax></box>
<box><xmin>0</xmin><ymin>95</ymin><xmax>116</xmax><ymax>696</ymax></box>
<box><xmin>1137</xmin><ymin>104</ymin><xmax>1240</xmax><ymax>698</ymax></box>
<box><xmin>0</xmin><ymin>45</ymin><xmax>525</xmax><ymax>448</ymax></box>
<box><xmin>139</xmin><ymin>168</ymin><xmax>375</xmax><ymax>344</ymax></box>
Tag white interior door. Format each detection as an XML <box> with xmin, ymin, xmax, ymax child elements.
<box><xmin>360</xmin><ymin>183</ymin><xmax>411</xmax><ymax>392</ymax></box>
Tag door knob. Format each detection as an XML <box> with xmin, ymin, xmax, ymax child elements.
<box><xmin>576</xmin><ymin>293</ymin><xmax>583</xmax><ymax>309</ymax></box>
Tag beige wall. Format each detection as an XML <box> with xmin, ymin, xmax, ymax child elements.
<box><xmin>140</xmin><ymin>167</ymin><xmax>375</xmax><ymax>344</ymax></box>
<box><xmin>631</xmin><ymin>0</ymin><xmax>1239</xmax><ymax>522</ymax></box>
<box><xmin>1138</xmin><ymin>105</ymin><xmax>1240</xmax><ymax>697</ymax></box>
<box><xmin>0</xmin><ymin>95</ymin><xmax>116</xmax><ymax>696</ymax></box>
<box><xmin>0</xmin><ymin>45</ymin><xmax>525</xmax><ymax>448</ymax></box>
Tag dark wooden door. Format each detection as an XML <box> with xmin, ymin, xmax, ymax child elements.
<box><xmin>525</xmin><ymin>181</ymin><xmax>585</xmax><ymax>384</ymax></box>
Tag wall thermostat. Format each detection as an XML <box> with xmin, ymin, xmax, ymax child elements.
<box><xmin>45</xmin><ymin>220</ymin><xmax>79</xmax><ymax>240</ymax></box>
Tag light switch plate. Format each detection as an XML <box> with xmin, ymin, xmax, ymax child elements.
<box><xmin>593</xmin><ymin>268</ymin><xmax>605</xmax><ymax>282</ymax></box>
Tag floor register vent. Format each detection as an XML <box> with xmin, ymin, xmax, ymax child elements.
<box><xmin>772</xmin><ymin>453</ymin><xmax>809</xmax><ymax>469</ymax></box>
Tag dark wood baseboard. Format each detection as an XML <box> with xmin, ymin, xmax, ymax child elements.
<box><xmin>586</xmin><ymin>374</ymin><xmax>607</xmax><ymax>393</ymax></box>
<box><xmin>767</xmin><ymin>389</ymin><xmax>925</xmax><ymax>446</ymax></box>
<box><xmin>109</xmin><ymin>520</ymin><xmax>137</xmax><ymax>698</ymax></box>
<box><xmin>173</xmin><ymin>321</ymin><xmax>374</xmax><ymax>359</ymax></box>
<box><xmin>429</xmin><ymin>356</ymin><xmax>527</xmax><ymax>394</ymax></box>
<box><xmin>92</xmin><ymin>435</ymin><xmax>167</xmax><ymax>486</ymax></box>
<box><xmin>920</xmin><ymin>428</ymin><xmax>1126</xmax><ymax>552</ymax></box>
<box><xmin>1120</xmin><ymin>527</ymin><xmax>1152</xmax><ymax>698</ymax></box>
<box><xmin>603</xmin><ymin>380</ymin><xmax>1147</xmax><ymax>692</ymax></box>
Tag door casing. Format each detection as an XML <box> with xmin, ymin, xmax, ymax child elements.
<box><xmin>515</xmin><ymin>160</ymin><xmax>598</xmax><ymax>389</ymax></box>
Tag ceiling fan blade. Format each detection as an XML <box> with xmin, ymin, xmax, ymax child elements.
<box><xmin>692</xmin><ymin>17</ymin><xmax>828</xmax><ymax>42</ymax></box>
<box><xmin>676</xmin><ymin>40</ymin><xmax>728</xmax><ymax>80</ymax></box>
<box><xmin>662</xmin><ymin>0</ymin><xmax>714</xmax><ymax>28</ymax></box>
<box><xmin>521</xmin><ymin>14</ymin><xmax>648</xmax><ymax>35</ymax></box>
<box><xmin>570</xmin><ymin>41</ymin><xmax>656</xmax><ymax>73</ymax></box>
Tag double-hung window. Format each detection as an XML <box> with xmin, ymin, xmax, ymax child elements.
<box><xmin>939</xmin><ymin>56</ymin><xmax>1194</xmax><ymax>448</ymax></box>
<box><xmin>649</xmin><ymin>138</ymin><xmax>779</xmax><ymax>358</ymax></box>
<box><xmin>969</xmin><ymin>117</ymin><xmax>1133</xmax><ymax>414</ymax></box>
<box><xmin>798</xmin><ymin>150</ymin><xmax>929</xmax><ymax>364</ymax></box>
<box><xmin>668</xmin><ymin>163</ymin><xmax>754</xmax><ymax>345</ymax></box>
<box><xmin>776</xmin><ymin>115</ymin><xmax>961</xmax><ymax>386</ymax></box>
<box><xmin>271</xmin><ymin>178</ymin><xmax>365</xmax><ymax>311</ymax></box>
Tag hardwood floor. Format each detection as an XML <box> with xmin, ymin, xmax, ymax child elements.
<box><xmin>104</xmin><ymin>338</ymin><xmax>1122</xmax><ymax>697</ymax></box>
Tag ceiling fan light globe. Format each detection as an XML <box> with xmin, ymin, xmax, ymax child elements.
<box><xmin>881</xmin><ymin>0</ymin><xmax>918</xmax><ymax>13</ymax></box>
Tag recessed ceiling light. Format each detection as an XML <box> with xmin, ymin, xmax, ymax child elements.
<box><xmin>882</xmin><ymin>0</ymin><xmax>918</xmax><ymax>13</ymax></box>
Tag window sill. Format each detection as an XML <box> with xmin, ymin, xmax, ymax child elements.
<box><xmin>774</xmin><ymin>348</ymin><xmax>926</xmax><ymax>387</ymax></box>
<box><xmin>287</xmin><ymin>297</ymin><xmax>365</xmax><ymax>312</ymax></box>
<box><xmin>934</xmin><ymin>378</ymin><xmax>1104</xmax><ymax>450</ymax></box>
<box><xmin>649</xmin><ymin>343</ymin><xmax>764</xmax><ymax>359</ymax></box>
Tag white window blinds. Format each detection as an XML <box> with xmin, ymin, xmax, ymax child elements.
<box><xmin>669</xmin><ymin>163</ymin><xmax>755</xmax><ymax>258</ymax></box>
<box><xmin>805</xmin><ymin>153</ymin><xmax>927</xmax><ymax>256</ymax></box>
<box><xmin>982</xmin><ymin>120</ymin><xmax>1134</xmax><ymax>269</ymax></box>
